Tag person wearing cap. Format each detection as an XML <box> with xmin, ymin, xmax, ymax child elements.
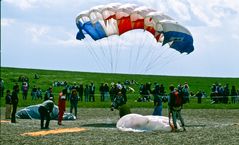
<box><xmin>38</xmin><ymin>99</ymin><xmax>55</xmax><ymax>129</ymax></box>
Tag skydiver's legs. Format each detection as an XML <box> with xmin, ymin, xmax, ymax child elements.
<box><xmin>177</xmin><ymin>110</ymin><xmax>186</xmax><ymax>131</ymax></box>
<box><xmin>38</xmin><ymin>106</ymin><xmax>45</xmax><ymax>129</ymax></box>
<box><xmin>172</xmin><ymin>110</ymin><xmax>178</xmax><ymax>130</ymax></box>
<box><xmin>45</xmin><ymin>112</ymin><xmax>51</xmax><ymax>129</ymax></box>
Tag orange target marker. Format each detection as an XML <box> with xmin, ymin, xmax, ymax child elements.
<box><xmin>21</xmin><ymin>127</ymin><xmax>87</xmax><ymax>136</ymax></box>
<box><xmin>0</xmin><ymin>120</ymin><xmax>11</xmax><ymax>123</ymax></box>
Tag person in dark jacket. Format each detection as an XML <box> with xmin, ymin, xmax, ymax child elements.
<box><xmin>70</xmin><ymin>89</ymin><xmax>78</xmax><ymax>118</ymax></box>
<box><xmin>38</xmin><ymin>100</ymin><xmax>54</xmax><ymax>129</ymax></box>
<box><xmin>11</xmin><ymin>88</ymin><xmax>19</xmax><ymax>123</ymax></box>
<box><xmin>5</xmin><ymin>90</ymin><xmax>12</xmax><ymax>119</ymax></box>
<box><xmin>44</xmin><ymin>87</ymin><xmax>54</xmax><ymax>101</ymax></box>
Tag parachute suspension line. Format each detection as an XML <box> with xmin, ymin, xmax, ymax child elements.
<box><xmin>109</xmin><ymin>36</ymin><xmax>117</xmax><ymax>73</ymax></box>
<box><xmin>115</xmin><ymin>35</ymin><xmax>124</xmax><ymax>73</ymax></box>
<box><xmin>128</xmin><ymin>32</ymin><xmax>136</xmax><ymax>73</ymax></box>
<box><xmin>107</xmin><ymin>37</ymin><xmax>114</xmax><ymax>73</ymax></box>
<box><xmin>138</xmin><ymin>39</ymin><xmax>155</xmax><ymax>73</ymax></box>
<box><xmin>115</xmin><ymin>34</ymin><xmax>127</xmax><ymax>73</ymax></box>
<box><xmin>84</xmin><ymin>37</ymin><xmax>106</xmax><ymax>72</ymax></box>
<box><xmin>83</xmin><ymin>40</ymin><xmax>100</xmax><ymax>70</ymax></box>
<box><xmin>143</xmin><ymin>46</ymin><xmax>168</xmax><ymax>73</ymax></box>
<box><xmin>145</xmin><ymin>50</ymin><xmax>180</xmax><ymax>73</ymax></box>
<box><xmin>98</xmin><ymin>40</ymin><xmax>111</xmax><ymax>68</ymax></box>
<box><xmin>145</xmin><ymin>49</ymin><xmax>175</xmax><ymax>73</ymax></box>
<box><xmin>94</xmin><ymin>40</ymin><xmax>109</xmax><ymax>73</ymax></box>
<box><xmin>146</xmin><ymin>52</ymin><xmax>180</xmax><ymax>73</ymax></box>
<box><xmin>134</xmin><ymin>31</ymin><xmax>148</xmax><ymax>73</ymax></box>
<box><xmin>157</xmin><ymin>53</ymin><xmax>187</xmax><ymax>72</ymax></box>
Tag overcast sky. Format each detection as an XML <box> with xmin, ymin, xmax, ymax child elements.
<box><xmin>1</xmin><ymin>0</ymin><xmax>239</xmax><ymax>77</ymax></box>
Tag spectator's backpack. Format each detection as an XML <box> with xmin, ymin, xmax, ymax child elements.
<box><xmin>173</xmin><ymin>91</ymin><xmax>183</xmax><ymax>107</ymax></box>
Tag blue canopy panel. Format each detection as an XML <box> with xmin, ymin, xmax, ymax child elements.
<box><xmin>162</xmin><ymin>31</ymin><xmax>194</xmax><ymax>54</ymax></box>
<box><xmin>82</xmin><ymin>21</ymin><xmax>107</xmax><ymax>41</ymax></box>
<box><xmin>76</xmin><ymin>21</ymin><xmax>86</xmax><ymax>40</ymax></box>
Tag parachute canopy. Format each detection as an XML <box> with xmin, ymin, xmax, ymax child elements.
<box><xmin>116</xmin><ymin>113</ymin><xmax>181</xmax><ymax>132</ymax></box>
<box><xmin>76</xmin><ymin>3</ymin><xmax>194</xmax><ymax>54</ymax></box>
<box><xmin>16</xmin><ymin>104</ymin><xmax>76</xmax><ymax>120</ymax></box>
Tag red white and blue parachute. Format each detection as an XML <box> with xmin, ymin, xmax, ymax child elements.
<box><xmin>76</xmin><ymin>3</ymin><xmax>194</xmax><ymax>54</ymax></box>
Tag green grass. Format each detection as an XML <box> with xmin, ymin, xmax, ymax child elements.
<box><xmin>1</xmin><ymin>67</ymin><xmax>239</xmax><ymax>109</ymax></box>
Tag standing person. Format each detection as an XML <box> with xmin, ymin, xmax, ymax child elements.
<box><xmin>13</xmin><ymin>83</ymin><xmax>20</xmax><ymax>94</ymax></box>
<box><xmin>182</xmin><ymin>84</ymin><xmax>190</xmax><ymax>103</ymax></box>
<box><xmin>84</xmin><ymin>84</ymin><xmax>89</xmax><ymax>102</ymax></box>
<box><xmin>70</xmin><ymin>89</ymin><xmax>78</xmax><ymax>118</ymax></box>
<box><xmin>152</xmin><ymin>85</ymin><xmax>162</xmax><ymax>116</ymax></box>
<box><xmin>152</xmin><ymin>95</ymin><xmax>162</xmax><ymax>116</ymax></box>
<box><xmin>0</xmin><ymin>78</ymin><xmax>4</xmax><ymax>97</ymax></box>
<box><xmin>22</xmin><ymin>82</ymin><xmax>29</xmax><ymax>100</ymax></box>
<box><xmin>89</xmin><ymin>82</ymin><xmax>95</xmax><ymax>102</ymax></box>
<box><xmin>44</xmin><ymin>87</ymin><xmax>54</xmax><ymax>101</ymax></box>
<box><xmin>11</xmin><ymin>87</ymin><xmax>19</xmax><ymax>123</ymax></box>
<box><xmin>109</xmin><ymin>84</ymin><xmax>116</xmax><ymax>102</ymax></box>
<box><xmin>78</xmin><ymin>84</ymin><xmax>84</xmax><ymax>102</ymax></box>
<box><xmin>196</xmin><ymin>90</ymin><xmax>203</xmax><ymax>104</ymax></box>
<box><xmin>5</xmin><ymin>90</ymin><xmax>12</xmax><ymax>119</ymax></box>
<box><xmin>104</xmin><ymin>83</ymin><xmax>110</xmax><ymax>101</ymax></box>
<box><xmin>38</xmin><ymin>100</ymin><xmax>54</xmax><ymax>129</ymax></box>
<box><xmin>36</xmin><ymin>87</ymin><xmax>43</xmax><ymax>100</ymax></box>
<box><xmin>31</xmin><ymin>85</ymin><xmax>37</xmax><ymax>100</ymax></box>
<box><xmin>231</xmin><ymin>85</ymin><xmax>237</xmax><ymax>104</ymax></box>
<box><xmin>168</xmin><ymin>85</ymin><xmax>186</xmax><ymax>132</ymax></box>
<box><xmin>99</xmin><ymin>83</ymin><xmax>104</xmax><ymax>102</ymax></box>
<box><xmin>58</xmin><ymin>89</ymin><xmax>67</xmax><ymax>125</ymax></box>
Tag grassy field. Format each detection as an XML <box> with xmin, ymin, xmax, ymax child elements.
<box><xmin>1</xmin><ymin>67</ymin><xmax>239</xmax><ymax>145</ymax></box>
<box><xmin>1</xmin><ymin>108</ymin><xmax>239</xmax><ymax>145</ymax></box>
<box><xmin>1</xmin><ymin>67</ymin><xmax>239</xmax><ymax>109</ymax></box>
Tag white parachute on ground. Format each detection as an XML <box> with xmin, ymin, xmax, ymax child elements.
<box><xmin>116</xmin><ymin>113</ymin><xmax>180</xmax><ymax>132</ymax></box>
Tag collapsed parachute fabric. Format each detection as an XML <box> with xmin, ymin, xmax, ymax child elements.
<box><xmin>76</xmin><ymin>3</ymin><xmax>194</xmax><ymax>54</ymax></box>
<box><xmin>16</xmin><ymin>104</ymin><xmax>76</xmax><ymax>120</ymax></box>
<box><xmin>116</xmin><ymin>113</ymin><xmax>180</xmax><ymax>132</ymax></box>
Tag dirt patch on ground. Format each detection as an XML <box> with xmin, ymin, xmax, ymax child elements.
<box><xmin>1</xmin><ymin>108</ymin><xmax>239</xmax><ymax>145</ymax></box>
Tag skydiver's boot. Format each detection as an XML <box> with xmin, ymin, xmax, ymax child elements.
<box><xmin>182</xmin><ymin>126</ymin><xmax>186</xmax><ymax>131</ymax></box>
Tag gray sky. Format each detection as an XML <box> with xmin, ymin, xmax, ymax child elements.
<box><xmin>1</xmin><ymin>0</ymin><xmax>239</xmax><ymax>77</ymax></box>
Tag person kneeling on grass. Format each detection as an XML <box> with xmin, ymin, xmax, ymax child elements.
<box><xmin>111</xmin><ymin>91</ymin><xmax>131</xmax><ymax>118</ymax></box>
<box><xmin>38</xmin><ymin>99</ymin><xmax>54</xmax><ymax>129</ymax></box>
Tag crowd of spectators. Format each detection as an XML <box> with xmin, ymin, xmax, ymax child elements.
<box><xmin>1</xmin><ymin>75</ymin><xmax>239</xmax><ymax>107</ymax></box>
<box><xmin>210</xmin><ymin>82</ymin><xmax>239</xmax><ymax>104</ymax></box>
